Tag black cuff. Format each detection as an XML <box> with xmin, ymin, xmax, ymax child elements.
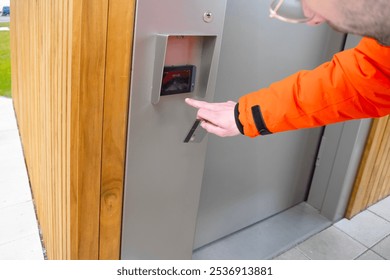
<box><xmin>234</xmin><ymin>103</ymin><xmax>244</xmax><ymax>135</ymax></box>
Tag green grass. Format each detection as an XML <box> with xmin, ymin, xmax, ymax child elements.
<box><xmin>0</xmin><ymin>22</ymin><xmax>11</xmax><ymax>98</ymax></box>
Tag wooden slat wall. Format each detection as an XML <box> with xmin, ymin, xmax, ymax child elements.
<box><xmin>11</xmin><ymin>0</ymin><xmax>71</xmax><ymax>259</ymax></box>
<box><xmin>346</xmin><ymin>116</ymin><xmax>390</xmax><ymax>218</ymax></box>
<box><xmin>10</xmin><ymin>0</ymin><xmax>135</xmax><ymax>259</ymax></box>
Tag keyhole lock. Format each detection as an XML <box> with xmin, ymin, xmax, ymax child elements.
<box><xmin>203</xmin><ymin>12</ymin><xmax>213</xmax><ymax>23</ymax></box>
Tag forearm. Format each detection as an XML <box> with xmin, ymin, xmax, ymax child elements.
<box><xmin>237</xmin><ymin>37</ymin><xmax>390</xmax><ymax>137</ymax></box>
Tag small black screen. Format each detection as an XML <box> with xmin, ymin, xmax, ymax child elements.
<box><xmin>161</xmin><ymin>65</ymin><xmax>196</xmax><ymax>96</ymax></box>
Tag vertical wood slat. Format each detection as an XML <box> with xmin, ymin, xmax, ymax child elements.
<box><xmin>99</xmin><ymin>0</ymin><xmax>135</xmax><ymax>260</ymax></box>
<box><xmin>11</xmin><ymin>0</ymin><xmax>136</xmax><ymax>259</ymax></box>
<box><xmin>69</xmin><ymin>0</ymin><xmax>82</xmax><ymax>259</ymax></box>
<box><xmin>72</xmin><ymin>0</ymin><xmax>110</xmax><ymax>259</ymax></box>
<box><xmin>346</xmin><ymin>116</ymin><xmax>390</xmax><ymax>218</ymax></box>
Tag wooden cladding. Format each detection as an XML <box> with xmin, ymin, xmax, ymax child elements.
<box><xmin>346</xmin><ymin>116</ymin><xmax>390</xmax><ymax>218</ymax></box>
<box><xmin>11</xmin><ymin>0</ymin><xmax>72</xmax><ymax>260</ymax></box>
<box><xmin>11</xmin><ymin>0</ymin><xmax>135</xmax><ymax>259</ymax></box>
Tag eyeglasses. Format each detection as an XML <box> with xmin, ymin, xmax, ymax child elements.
<box><xmin>269</xmin><ymin>0</ymin><xmax>314</xmax><ymax>24</ymax></box>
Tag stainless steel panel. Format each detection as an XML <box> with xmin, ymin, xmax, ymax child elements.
<box><xmin>121</xmin><ymin>0</ymin><xmax>227</xmax><ymax>259</ymax></box>
<box><xmin>193</xmin><ymin>203</ymin><xmax>332</xmax><ymax>259</ymax></box>
<box><xmin>193</xmin><ymin>0</ymin><xmax>345</xmax><ymax>249</ymax></box>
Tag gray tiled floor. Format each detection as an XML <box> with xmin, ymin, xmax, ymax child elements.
<box><xmin>275</xmin><ymin>197</ymin><xmax>390</xmax><ymax>260</ymax></box>
<box><xmin>1</xmin><ymin>96</ymin><xmax>390</xmax><ymax>260</ymax></box>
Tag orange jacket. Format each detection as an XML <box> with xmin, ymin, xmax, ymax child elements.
<box><xmin>236</xmin><ymin>37</ymin><xmax>390</xmax><ymax>137</ymax></box>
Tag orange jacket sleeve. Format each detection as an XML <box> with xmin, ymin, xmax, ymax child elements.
<box><xmin>236</xmin><ymin>37</ymin><xmax>390</xmax><ymax>137</ymax></box>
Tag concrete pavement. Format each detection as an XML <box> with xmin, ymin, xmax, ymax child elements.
<box><xmin>0</xmin><ymin>96</ymin><xmax>44</xmax><ymax>260</ymax></box>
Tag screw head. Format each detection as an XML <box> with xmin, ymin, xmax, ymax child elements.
<box><xmin>203</xmin><ymin>12</ymin><xmax>213</xmax><ymax>23</ymax></box>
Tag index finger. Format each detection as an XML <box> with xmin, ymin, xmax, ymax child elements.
<box><xmin>185</xmin><ymin>98</ymin><xmax>209</xmax><ymax>109</ymax></box>
<box><xmin>185</xmin><ymin>98</ymin><xmax>227</xmax><ymax>111</ymax></box>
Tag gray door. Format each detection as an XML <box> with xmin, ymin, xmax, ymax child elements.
<box><xmin>193</xmin><ymin>0</ymin><xmax>345</xmax><ymax>249</ymax></box>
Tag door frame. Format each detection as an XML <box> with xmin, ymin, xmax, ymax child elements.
<box><xmin>308</xmin><ymin>119</ymin><xmax>372</xmax><ymax>221</ymax></box>
<box><xmin>307</xmin><ymin>35</ymin><xmax>371</xmax><ymax>222</ymax></box>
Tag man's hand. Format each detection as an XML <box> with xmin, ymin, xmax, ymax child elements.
<box><xmin>185</xmin><ymin>98</ymin><xmax>240</xmax><ymax>137</ymax></box>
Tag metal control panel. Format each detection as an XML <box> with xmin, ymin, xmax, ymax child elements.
<box><xmin>121</xmin><ymin>0</ymin><xmax>227</xmax><ymax>259</ymax></box>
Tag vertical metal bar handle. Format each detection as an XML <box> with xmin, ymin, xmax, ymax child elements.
<box><xmin>151</xmin><ymin>34</ymin><xmax>169</xmax><ymax>104</ymax></box>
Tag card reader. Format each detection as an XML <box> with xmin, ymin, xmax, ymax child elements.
<box><xmin>184</xmin><ymin>119</ymin><xmax>208</xmax><ymax>143</ymax></box>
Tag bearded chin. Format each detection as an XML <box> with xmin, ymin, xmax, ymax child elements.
<box><xmin>326</xmin><ymin>21</ymin><xmax>350</xmax><ymax>35</ymax></box>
